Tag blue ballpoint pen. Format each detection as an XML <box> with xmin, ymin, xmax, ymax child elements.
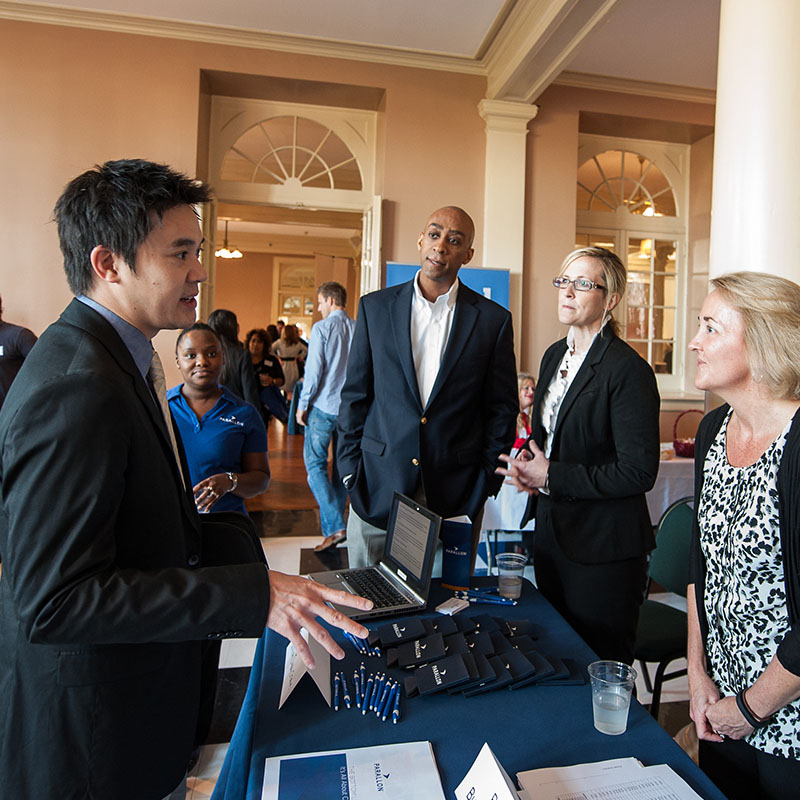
<box><xmin>457</xmin><ymin>588</ymin><xmax>515</xmax><ymax>601</ymax></box>
<box><xmin>375</xmin><ymin>678</ymin><xmax>392</xmax><ymax>716</ymax></box>
<box><xmin>367</xmin><ymin>673</ymin><xmax>379</xmax><ymax>711</ymax></box>
<box><xmin>359</xmin><ymin>662</ymin><xmax>366</xmax><ymax>704</ymax></box>
<box><xmin>344</xmin><ymin>631</ymin><xmax>362</xmax><ymax>655</ymax></box>
<box><xmin>353</xmin><ymin>670</ymin><xmax>361</xmax><ymax>709</ymax></box>
<box><xmin>392</xmin><ymin>684</ymin><xmax>401</xmax><ymax>724</ymax></box>
<box><xmin>370</xmin><ymin>673</ymin><xmax>384</xmax><ymax>711</ymax></box>
<box><xmin>333</xmin><ymin>672</ymin><xmax>341</xmax><ymax>712</ymax></box>
<box><xmin>362</xmin><ymin>673</ymin><xmax>374</xmax><ymax>715</ymax></box>
<box><xmin>341</xmin><ymin>672</ymin><xmax>352</xmax><ymax>709</ymax></box>
<box><xmin>381</xmin><ymin>682</ymin><xmax>397</xmax><ymax>721</ymax></box>
<box><xmin>455</xmin><ymin>591</ymin><xmax>517</xmax><ymax>606</ymax></box>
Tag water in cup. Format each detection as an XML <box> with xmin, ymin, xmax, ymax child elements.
<box><xmin>498</xmin><ymin>574</ymin><xmax>522</xmax><ymax>599</ymax></box>
<box><xmin>495</xmin><ymin>552</ymin><xmax>527</xmax><ymax>599</ymax></box>
<box><xmin>592</xmin><ymin>688</ymin><xmax>631</xmax><ymax>735</ymax></box>
<box><xmin>587</xmin><ymin>660</ymin><xmax>636</xmax><ymax>735</ymax></box>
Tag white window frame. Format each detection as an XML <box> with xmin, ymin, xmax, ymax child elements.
<box><xmin>577</xmin><ymin>135</ymin><xmax>691</xmax><ymax>397</ymax></box>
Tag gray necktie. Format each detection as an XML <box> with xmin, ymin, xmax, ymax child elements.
<box><xmin>148</xmin><ymin>350</ymin><xmax>186</xmax><ymax>488</ymax></box>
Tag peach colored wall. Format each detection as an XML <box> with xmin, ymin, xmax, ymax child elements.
<box><xmin>0</xmin><ymin>18</ymin><xmax>486</xmax><ymax>386</ymax></box>
<box><xmin>212</xmin><ymin>252</ymin><xmax>275</xmax><ymax>339</ymax></box>
<box><xmin>522</xmin><ymin>84</ymin><xmax>716</xmax><ymax>375</ymax></box>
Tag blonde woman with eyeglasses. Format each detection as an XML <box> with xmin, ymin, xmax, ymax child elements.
<box><xmin>498</xmin><ymin>246</ymin><xmax>660</xmax><ymax>665</ymax></box>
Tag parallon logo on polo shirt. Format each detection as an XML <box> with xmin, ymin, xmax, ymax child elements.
<box><xmin>218</xmin><ymin>415</ymin><xmax>244</xmax><ymax>427</ymax></box>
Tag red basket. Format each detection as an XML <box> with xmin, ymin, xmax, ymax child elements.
<box><xmin>673</xmin><ymin>409</ymin><xmax>703</xmax><ymax>459</ymax></box>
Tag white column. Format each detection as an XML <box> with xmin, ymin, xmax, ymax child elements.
<box><xmin>478</xmin><ymin>99</ymin><xmax>538</xmax><ymax>356</ymax></box>
<box><xmin>710</xmin><ymin>0</ymin><xmax>800</xmax><ymax>283</ymax></box>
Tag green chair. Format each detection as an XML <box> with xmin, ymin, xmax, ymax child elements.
<box><xmin>634</xmin><ymin>496</ymin><xmax>694</xmax><ymax>719</ymax></box>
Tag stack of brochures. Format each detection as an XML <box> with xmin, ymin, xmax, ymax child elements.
<box><xmin>262</xmin><ymin>740</ymin><xmax>446</xmax><ymax>800</ymax></box>
<box><xmin>516</xmin><ymin>757</ymin><xmax>703</xmax><ymax>799</ymax></box>
<box><xmin>455</xmin><ymin>746</ymin><xmax>704</xmax><ymax>800</ymax></box>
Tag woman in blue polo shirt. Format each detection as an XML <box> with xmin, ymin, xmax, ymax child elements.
<box><xmin>169</xmin><ymin>322</ymin><xmax>270</xmax><ymax>514</ymax></box>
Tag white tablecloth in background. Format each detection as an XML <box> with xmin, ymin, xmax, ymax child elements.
<box><xmin>646</xmin><ymin>454</ymin><xmax>694</xmax><ymax>525</ymax></box>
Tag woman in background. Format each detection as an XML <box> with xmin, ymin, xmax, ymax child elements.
<box><xmin>246</xmin><ymin>327</ymin><xmax>287</xmax><ymax>425</ymax></box>
<box><xmin>246</xmin><ymin>328</ymin><xmax>285</xmax><ymax>391</ymax></box>
<box><xmin>271</xmin><ymin>323</ymin><xmax>307</xmax><ymax>399</ymax></box>
<box><xmin>169</xmin><ymin>323</ymin><xmax>270</xmax><ymax>514</ymax></box>
<box><xmin>481</xmin><ymin>372</ymin><xmax>538</xmax><ymax>544</ymax></box>
<box><xmin>687</xmin><ymin>272</ymin><xmax>800</xmax><ymax>799</ymax></box>
<box><xmin>514</xmin><ymin>372</ymin><xmax>536</xmax><ymax>449</ymax></box>
<box><xmin>498</xmin><ymin>246</ymin><xmax>659</xmax><ymax>665</ymax></box>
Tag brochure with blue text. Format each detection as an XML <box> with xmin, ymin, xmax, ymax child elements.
<box><xmin>262</xmin><ymin>740</ymin><xmax>445</xmax><ymax>800</ymax></box>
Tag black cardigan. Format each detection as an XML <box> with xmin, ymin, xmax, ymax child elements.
<box><xmin>689</xmin><ymin>404</ymin><xmax>800</xmax><ymax>675</ymax></box>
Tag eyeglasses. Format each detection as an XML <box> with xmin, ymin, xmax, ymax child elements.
<box><xmin>552</xmin><ymin>276</ymin><xmax>606</xmax><ymax>292</ymax></box>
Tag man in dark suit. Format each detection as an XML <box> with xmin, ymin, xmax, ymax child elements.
<box><xmin>0</xmin><ymin>159</ymin><xmax>370</xmax><ymax>799</ymax></box>
<box><xmin>338</xmin><ymin>206</ymin><xmax>518</xmax><ymax>567</ymax></box>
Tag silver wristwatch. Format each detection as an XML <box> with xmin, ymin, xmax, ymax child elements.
<box><xmin>226</xmin><ymin>471</ymin><xmax>239</xmax><ymax>493</ymax></box>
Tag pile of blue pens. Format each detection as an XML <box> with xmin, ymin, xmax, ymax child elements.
<box><xmin>343</xmin><ymin>631</ymin><xmax>381</xmax><ymax>656</ymax></box>
<box><xmin>454</xmin><ymin>586</ymin><xmax>518</xmax><ymax>606</ymax></box>
<box><xmin>332</xmin><ymin>661</ymin><xmax>402</xmax><ymax>723</ymax></box>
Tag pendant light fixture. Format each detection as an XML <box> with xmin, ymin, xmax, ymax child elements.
<box><xmin>215</xmin><ymin>220</ymin><xmax>243</xmax><ymax>259</ymax></box>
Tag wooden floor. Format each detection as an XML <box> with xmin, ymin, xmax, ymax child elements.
<box><xmin>245</xmin><ymin>421</ymin><xmax>317</xmax><ymax>511</ymax></box>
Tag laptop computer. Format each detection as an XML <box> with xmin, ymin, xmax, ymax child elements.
<box><xmin>308</xmin><ymin>492</ymin><xmax>441</xmax><ymax>621</ymax></box>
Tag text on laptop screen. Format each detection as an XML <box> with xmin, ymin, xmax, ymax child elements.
<box><xmin>386</xmin><ymin>500</ymin><xmax>431</xmax><ymax>581</ymax></box>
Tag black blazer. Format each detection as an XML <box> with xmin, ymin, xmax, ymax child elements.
<box><xmin>0</xmin><ymin>300</ymin><xmax>269</xmax><ymax>799</ymax></box>
<box><xmin>524</xmin><ymin>329</ymin><xmax>660</xmax><ymax>564</ymax></box>
<box><xmin>337</xmin><ymin>280</ymin><xmax>518</xmax><ymax>529</ymax></box>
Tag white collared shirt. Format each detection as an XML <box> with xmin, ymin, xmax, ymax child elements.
<box><xmin>410</xmin><ymin>271</ymin><xmax>459</xmax><ymax>408</ymax></box>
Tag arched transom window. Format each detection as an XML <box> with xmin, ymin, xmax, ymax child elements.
<box><xmin>220</xmin><ymin>116</ymin><xmax>362</xmax><ymax>191</ymax></box>
<box><xmin>577</xmin><ymin>149</ymin><xmax>677</xmax><ymax>217</ymax></box>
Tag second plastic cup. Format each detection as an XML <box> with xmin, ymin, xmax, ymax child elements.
<box><xmin>495</xmin><ymin>552</ymin><xmax>527</xmax><ymax>599</ymax></box>
<box><xmin>587</xmin><ymin>660</ymin><xmax>637</xmax><ymax>735</ymax></box>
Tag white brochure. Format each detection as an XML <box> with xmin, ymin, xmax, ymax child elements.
<box><xmin>262</xmin><ymin>740</ymin><xmax>445</xmax><ymax>800</ymax></box>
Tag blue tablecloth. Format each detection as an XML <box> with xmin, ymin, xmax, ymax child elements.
<box><xmin>212</xmin><ymin>580</ymin><xmax>725</xmax><ymax>800</ymax></box>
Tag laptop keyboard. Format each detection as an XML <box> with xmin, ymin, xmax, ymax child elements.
<box><xmin>342</xmin><ymin>569</ymin><xmax>408</xmax><ymax>608</ymax></box>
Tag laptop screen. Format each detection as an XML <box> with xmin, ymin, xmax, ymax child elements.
<box><xmin>383</xmin><ymin>493</ymin><xmax>440</xmax><ymax>593</ymax></box>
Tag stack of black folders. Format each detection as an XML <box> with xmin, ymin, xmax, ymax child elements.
<box><xmin>368</xmin><ymin>615</ymin><xmax>587</xmax><ymax>698</ymax></box>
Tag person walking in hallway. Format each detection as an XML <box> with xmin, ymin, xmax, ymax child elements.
<box><xmin>296</xmin><ymin>281</ymin><xmax>356</xmax><ymax>552</ymax></box>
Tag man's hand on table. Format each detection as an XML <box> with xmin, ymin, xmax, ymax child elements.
<box><xmin>267</xmin><ymin>571</ymin><xmax>372</xmax><ymax>668</ymax></box>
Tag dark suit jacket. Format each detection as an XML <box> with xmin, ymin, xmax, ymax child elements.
<box><xmin>222</xmin><ymin>340</ymin><xmax>263</xmax><ymax>410</ymax></box>
<box><xmin>0</xmin><ymin>300</ymin><xmax>269</xmax><ymax>799</ymax></box>
<box><xmin>523</xmin><ymin>329</ymin><xmax>660</xmax><ymax>564</ymax></box>
<box><xmin>337</xmin><ymin>280</ymin><xmax>518</xmax><ymax>529</ymax></box>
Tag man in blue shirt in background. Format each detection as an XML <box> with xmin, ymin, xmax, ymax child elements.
<box><xmin>296</xmin><ymin>281</ymin><xmax>356</xmax><ymax>552</ymax></box>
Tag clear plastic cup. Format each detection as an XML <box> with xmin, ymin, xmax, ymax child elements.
<box><xmin>588</xmin><ymin>660</ymin><xmax>637</xmax><ymax>735</ymax></box>
<box><xmin>495</xmin><ymin>552</ymin><xmax>527</xmax><ymax>599</ymax></box>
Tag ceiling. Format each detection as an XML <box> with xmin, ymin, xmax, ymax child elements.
<box><xmin>2</xmin><ymin>0</ymin><xmax>720</xmax><ymax>246</ymax></box>
<box><xmin>3</xmin><ymin>0</ymin><xmax>720</xmax><ymax>91</ymax></box>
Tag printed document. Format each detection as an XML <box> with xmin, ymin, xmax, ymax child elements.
<box><xmin>516</xmin><ymin>757</ymin><xmax>703</xmax><ymax>800</ymax></box>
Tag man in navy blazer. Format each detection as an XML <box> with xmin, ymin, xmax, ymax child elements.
<box><xmin>338</xmin><ymin>206</ymin><xmax>518</xmax><ymax>567</ymax></box>
<box><xmin>0</xmin><ymin>159</ymin><xmax>370</xmax><ymax>799</ymax></box>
